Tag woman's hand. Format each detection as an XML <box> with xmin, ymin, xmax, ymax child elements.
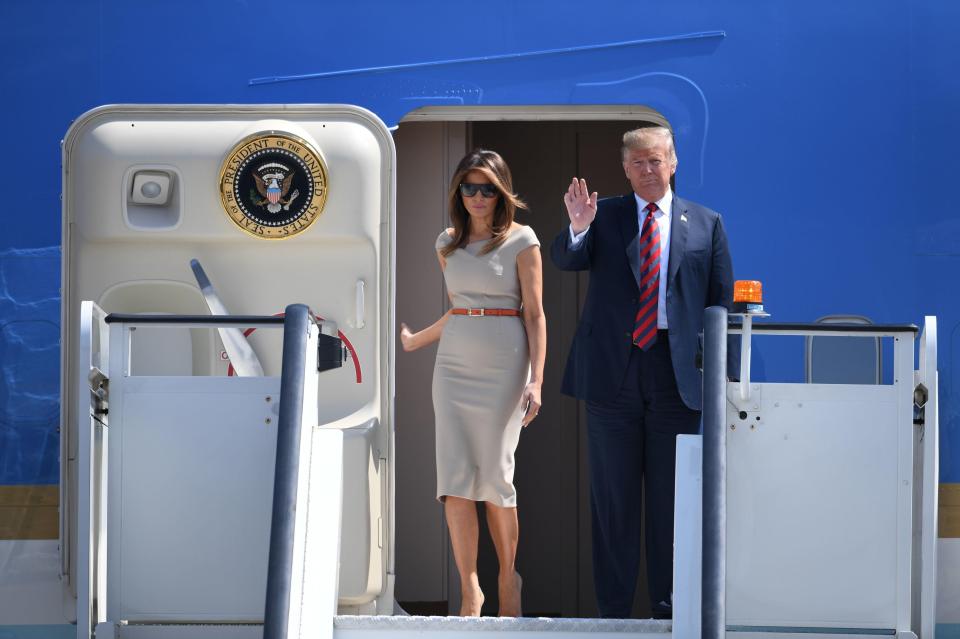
<box><xmin>399</xmin><ymin>322</ymin><xmax>418</xmax><ymax>352</ymax></box>
<box><xmin>399</xmin><ymin>311</ymin><xmax>451</xmax><ymax>352</ymax></box>
<box><xmin>520</xmin><ymin>381</ymin><xmax>542</xmax><ymax>427</ymax></box>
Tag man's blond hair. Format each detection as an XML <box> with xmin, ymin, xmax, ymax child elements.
<box><xmin>621</xmin><ymin>126</ymin><xmax>677</xmax><ymax>167</ymax></box>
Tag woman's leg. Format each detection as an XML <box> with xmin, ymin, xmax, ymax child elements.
<box><xmin>485</xmin><ymin>502</ymin><xmax>522</xmax><ymax>616</ymax></box>
<box><xmin>445</xmin><ymin>496</ymin><xmax>484</xmax><ymax>616</ymax></box>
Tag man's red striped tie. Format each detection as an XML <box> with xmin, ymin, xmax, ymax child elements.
<box><xmin>633</xmin><ymin>203</ymin><xmax>660</xmax><ymax>350</ymax></box>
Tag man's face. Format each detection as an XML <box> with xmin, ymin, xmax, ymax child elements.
<box><xmin>622</xmin><ymin>143</ymin><xmax>676</xmax><ymax>203</ymax></box>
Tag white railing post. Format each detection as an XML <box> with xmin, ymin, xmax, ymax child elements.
<box><xmin>264</xmin><ymin>304</ymin><xmax>343</xmax><ymax>639</ymax></box>
<box><xmin>918</xmin><ymin>317</ymin><xmax>939</xmax><ymax>638</ymax></box>
<box><xmin>75</xmin><ymin>302</ymin><xmax>109</xmax><ymax>639</ymax></box>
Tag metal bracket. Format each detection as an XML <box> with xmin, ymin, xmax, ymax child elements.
<box><xmin>729</xmin><ymin>310</ymin><xmax>769</xmax><ymax>402</ymax></box>
<box><xmin>726</xmin><ymin>383</ymin><xmax>763</xmax><ymax>416</ymax></box>
<box><xmin>913</xmin><ymin>383</ymin><xmax>928</xmax><ymax>428</ymax></box>
<box><xmin>87</xmin><ymin>366</ymin><xmax>109</xmax><ymax>416</ymax></box>
<box><xmin>914</xmin><ymin>383</ymin><xmax>928</xmax><ymax>409</ymax></box>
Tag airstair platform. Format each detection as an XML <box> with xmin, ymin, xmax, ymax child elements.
<box><xmin>93</xmin><ymin>617</ymin><xmax>672</xmax><ymax>639</ymax></box>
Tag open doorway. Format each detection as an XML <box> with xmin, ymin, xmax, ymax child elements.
<box><xmin>393</xmin><ymin>111</ymin><xmax>670</xmax><ymax>618</ymax></box>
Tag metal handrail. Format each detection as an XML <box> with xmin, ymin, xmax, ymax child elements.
<box><xmin>727</xmin><ymin>321</ymin><xmax>917</xmax><ymax>335</ymax></box>
<box><xmin>264</xmin><ymin>304</ymin><xmax>312</xmax><ymax>639</ymax></box>
<box><xmin>702</xmin><ymin>306</ymin><xmax>728</xmax><ymax>639</ymax></box>
<box><xmin>104</xmin><ymin>313</ymin><xmax>288</xmax><ymax>326</ymax></box>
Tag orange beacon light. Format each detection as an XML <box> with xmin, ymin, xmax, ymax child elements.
<box><xmin>732</xmin><ymin>280</ymin><xmax>764</xmax><ymax>313</ymax></box>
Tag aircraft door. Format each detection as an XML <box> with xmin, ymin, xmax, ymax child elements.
<box><xmin>60</xmin><ymin>105</ymin><xmax>396</xmax><ymax>616</ymax></box>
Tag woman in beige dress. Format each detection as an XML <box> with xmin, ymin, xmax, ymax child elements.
<box><xmin>400</xmin><ymin>149</ymin><xmax>546</xmax><ymax>617</ymax></box>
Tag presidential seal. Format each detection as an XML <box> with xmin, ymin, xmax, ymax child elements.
<box><xmin>218</xmin><ymin>131</ymin><xmax>329</xmax><ymax>239</ymax></box>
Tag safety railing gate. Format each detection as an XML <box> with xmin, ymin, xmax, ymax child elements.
<box><xmin>677</xmin><ymin>309</ymin><xmax>939</xmax><ymax>639</ymax></box>
<box><xmin>75</xmin><ymin>302</ymin><xmax>345</xmax><ymax>639</ymax></box>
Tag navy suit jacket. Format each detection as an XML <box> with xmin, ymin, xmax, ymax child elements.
<box><xmin>551</xmin><ymin>192</ymin><xmax>735</xmax><ymax>410</ymax></box>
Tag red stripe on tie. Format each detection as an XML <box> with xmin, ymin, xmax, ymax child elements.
<box><xmin>635</xmin><ymin>311</ymin><xmax>656</xmax><ymax>331</ymax></box>
<box><xmin>634</xmin><ymin>326</ymin><xmax>657</xmax><ymax>349</ymax></box>
<box><xmin>635</xmin><ymin>295</ymin><xmax>657</xmax><ymax>320</ymax></box>
<box><xmin>640</xmin><ymin>268</ymin><xmax>660</xmax><ymax>291</ymax></box>
<box><xmin>632</xmin><ymin>312</ymin><xmax>657</xmax><ymax>340</ymax></box>
<box><xmin>640</xmin><ymin>246</ymin><xmax>662</xmax><ymax>279</ymax></box>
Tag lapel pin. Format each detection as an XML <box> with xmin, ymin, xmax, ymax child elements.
<box><xmin>680</xmin><ymin>214</ymin><xmax>688</xmax><ymax>223</ymax></box>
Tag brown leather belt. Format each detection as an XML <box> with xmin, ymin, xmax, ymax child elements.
<box><xmin>451</xmin><ymin>308</ymin><xmax>521</xmax><ymax>317</ymax></box>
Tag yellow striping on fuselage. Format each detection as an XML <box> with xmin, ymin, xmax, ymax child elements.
<box><xmin>0</xmin><ymin>485</ymin><xmax>58</xmax><ymax>540</ymax></box>
<box><xmin>941</xmin><ymin>483</ymin><xmax>960</xmax><ymax>538</ymax></box>
<box><xmin>1</xmin><ymin>483</ymin><xmax>959</xmax><ymax>540</ymax></box>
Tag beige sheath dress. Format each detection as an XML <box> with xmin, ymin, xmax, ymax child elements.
<box><xmin>433</xmin><ymin>226</ymin><xmax>540</xmax><ymax>507</ymax></box>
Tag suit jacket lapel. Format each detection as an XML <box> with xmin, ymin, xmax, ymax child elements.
<box><xmin>668</xmin><ymin>194</ymin><xmax>688</xmax><ymax>287</ymax></box>
<box><xmin>620</xmin><ymin>194</ymin><xmax>642</xmax><ymax>290</ymax></box>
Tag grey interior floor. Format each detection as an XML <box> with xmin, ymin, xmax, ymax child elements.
<box><xmin>335</xmin><ymin>615</ymin><xmax>672</xmax><ymax>633</ymax></box>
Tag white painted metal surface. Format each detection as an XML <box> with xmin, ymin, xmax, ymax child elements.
<box><xmin>108</xmin><ymin>625</ymin><xmax>263</xmax><ymax>638</ymax></box>
<box><xmin>675</xmin><ymin>321</ymin><xmax>937</xmax><ymax>637</ymax></box>
<box><xmin>284</xmin><ymin>322</ymin><xmax>343</xmax><ymax>639</ymax></box>
<box><xmin>106</xmin><ymin>321</ymin><xmax>282</xmax><ymax>621</ymax></box>
<box><xmin>726</xmin><ymin>382</ymin><xmax>901</xmax><ymax>628</ymax></box>
<box><xmin>77</xmin><ymin>315</ymin><xmax>345</xmax><ymax>639</ymax></box>
<box><xmin>671</xmin><ymin>435</ymin><xmax>701</xmax><ymax>639</ymax></box>
<box><xmin>724</xmin><ymin>323</ymin><xmax>919</xmax><ymax>634</ymax></box>
<box><xmin>336</xmin><ymin>419</ymin><xmax>383</xmax><ymax>605</ymax></box>
<box><xmin>297</xmin><ymin>430</ymin><xmax>345</xmax><ymax>639</ymax></box>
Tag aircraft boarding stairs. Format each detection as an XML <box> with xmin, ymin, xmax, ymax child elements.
<box><xmin>72</xmin><ymin>301</ymin><xmax>671</xmax><ymax>639</ymax></box>
<box><xmin>72</xmin><ymin>302</ymin><xmax>939</xmax><ymax>639</ymax></box>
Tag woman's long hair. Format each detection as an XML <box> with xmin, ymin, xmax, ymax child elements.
<box><xmin>441</xmin><ymin>149</ymin><xmax>527</xmax><ymax>257</ymax></box>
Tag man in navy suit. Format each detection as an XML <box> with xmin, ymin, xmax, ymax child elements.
<box><xmin>551</xmin><ymin>126</ymin><xmax>734</xmax><ymax>619</ymax></box>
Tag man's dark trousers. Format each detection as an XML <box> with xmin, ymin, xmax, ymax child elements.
<box><xmin>587</xmin><ymin>331</ymin><xmax>701</xmax><ymax>618</ymax></box>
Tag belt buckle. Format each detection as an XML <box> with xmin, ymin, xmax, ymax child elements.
<box><xmin>468</xmin><ymin>308</ymin><xmax>485</xmax><ymax>317</ymax></box>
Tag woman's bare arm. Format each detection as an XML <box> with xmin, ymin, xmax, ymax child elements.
<box><xmin>400</xmin><ymin>252</ymin><xmax>452</xmax><ymax>352</ymax></box>
<box><xmin>517</xmin><ymin>244</ymin><xmax>546</xmax><ymax>426</ymax></box>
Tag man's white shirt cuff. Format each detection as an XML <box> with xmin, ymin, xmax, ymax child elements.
<box><xmin>569</xmin><ymin>225</ymin><xmax>590</xmax><ymax>247</ymax></box>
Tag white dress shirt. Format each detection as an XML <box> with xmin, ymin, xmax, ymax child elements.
<box><xmin>569</xmin><ymin>188</ymin><xmax>673</xmax><ymax>329</ymax></box>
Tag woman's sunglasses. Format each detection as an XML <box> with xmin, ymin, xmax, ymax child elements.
<box><xmin>459</xmin><ymin>182</ymin><xmax>499</xmax><ymax>198</ymax></box>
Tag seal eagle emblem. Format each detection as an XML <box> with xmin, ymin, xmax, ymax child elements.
<box><xmin>218</xmin><ymin>131</ymin><xmax>328</xmax><ymax>239</ymax></box>
<box><xmin>252</xmin><ymin>163</ymin><xmax>298</xmax><ymax>213</ymax></box>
